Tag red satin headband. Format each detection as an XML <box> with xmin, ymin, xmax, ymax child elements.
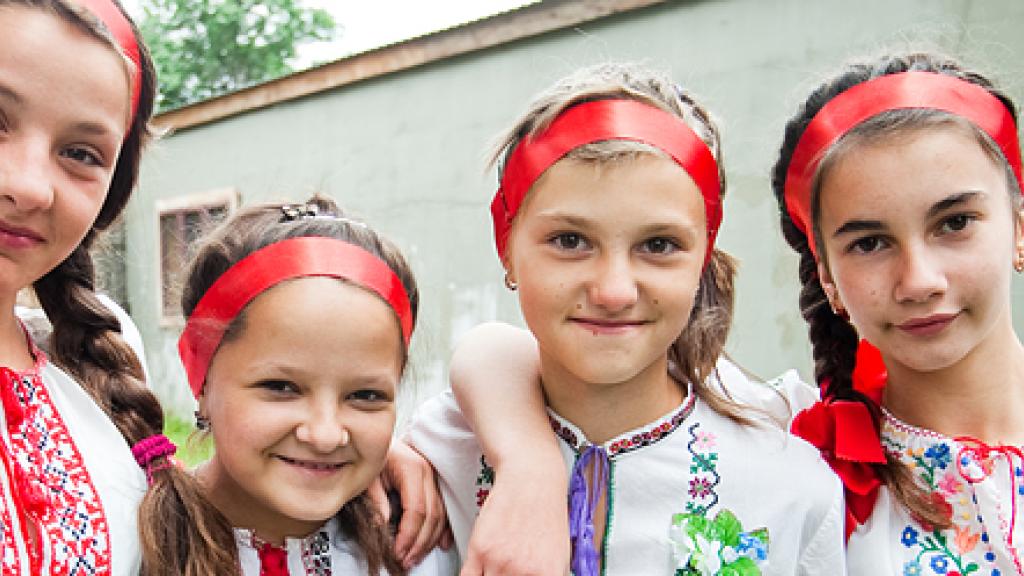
<box><xmin>75</xmin><ymin>0</ymin><xmax>142</xmax><ymax>123</ymax></box>
<box><xmin>784</xmin><ymin>71</ymin><xmax>1023</xmax><ymax>252</ymax></box>
<box><xmin>490</xmin><ymin>98</ymin><xmax>722</xmax><ymax>262</ymax></box>
<box><xmin>178</xmin><ymin>237</ymin><xmax>414</xmax><ymax>398</ymax></box>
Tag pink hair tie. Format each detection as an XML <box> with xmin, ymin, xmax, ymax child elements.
<box><xmin>131</xmin><ymin>434</ymin><xmax>177</xmax><ymax>482</ymax></box>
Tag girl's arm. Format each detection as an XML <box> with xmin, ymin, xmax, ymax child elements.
<box><xmin>450</xmin><ymin>322</ymin><xmax>569</xmax><ymax>576</ymax></box>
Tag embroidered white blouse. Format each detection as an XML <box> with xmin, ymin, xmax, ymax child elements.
<box><xmin>234</xmin><ymin>517</ymin><xmax>457</xmax><ymax>575</ymax></box>
<box><xmin>847</xmin><ymin>410</ymin><xmax>1024</xmax><ymax>576</ymax></box>
<box><xmin>406</xmin><ymin>358</ymin><xmax>846</xmax><ymax>575</ymax></box>
<box><xmin>0</xmin><ymin>299</ymin><xmax>147</xmax><ymax>575</ymax></box>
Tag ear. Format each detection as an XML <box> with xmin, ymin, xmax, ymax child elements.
<box><xmin>817</xmin><ymin>261</ymin><xmax>845</xmax><ymax>316</ymax></box>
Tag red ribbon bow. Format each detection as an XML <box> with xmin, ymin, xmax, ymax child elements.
<box><xmin>791</xmin><ymin>340</ymin><xmax>888</xmax><ymax>540</ymax></box>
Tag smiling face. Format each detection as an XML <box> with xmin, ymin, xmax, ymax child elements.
<box><xmin>506</xmin><ymin>153</ymin><xmax>707</xmax><ymax>394</ymax></box>
<box><xmin>198</xmin><ymin>276</ymin><xmax>403</xmax><ymax>543</ymax></box>
<box><xmin>0</xmin><ymin>6</ymin><xmax>130</xmax><ymax>300</ymax></box>
<box><xmin>816</xmin><ymin>125</ymin><xmax>1023</xmax><ymax>375</ymax></box>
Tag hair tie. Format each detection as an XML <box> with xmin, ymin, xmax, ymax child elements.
<box><xmin>492</xmin><ymin>98</ymin><xmax>722</xmax><ymax>265</ymax></box>
<box><xmin>131</xmin><ymin>434</ymin><xmax>177</xmax><ymax>482</ymax></box>
<box><xmin>784</xmin><ymin>71</ymin><xmax>1022</xmax><ymax>257</ymax></box>
<box><xmin>178</xmin><ymin>236</ymin><xmax>414</xmax><ymax>398</ymax></box>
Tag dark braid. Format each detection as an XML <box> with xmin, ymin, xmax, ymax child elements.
<box><xmin>338</xmin><ymin>495</ymin><xmax>406</xmax><ymax>576</ymax></box>
<box><xmin>770</xmin><ymin>52</ymin><xmax>1021</xmax><ymax>530</ymax></box>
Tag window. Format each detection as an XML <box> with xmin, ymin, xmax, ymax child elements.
<box><xmin>157</xmin><ymin>188</ymin><xmax>238</xmax><ymax>322</ymax></box>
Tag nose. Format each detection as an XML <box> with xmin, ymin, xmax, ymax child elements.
<box><xmin>893</xmin><ymin>243</ymin><xmax>947</xmax><ymax>304</ymax></box>
<box><xmin>0</xmin><ymin>136</ymin><xmax>56</xmax><ymax>212</ymax></box>
<box><xmin>295</xmin><ymin>402</ymin><xmax>349</xmax><ymax>453</ymax></box>
<box><xmin>588</xmin><ymin>252</ymin><xmax>639</xmax><ymax>313</ymax></box>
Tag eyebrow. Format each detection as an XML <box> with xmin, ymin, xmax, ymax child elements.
<box><xmin>926</xmin><ymin>191</ymin><xmax>981</xmax><ymax>219</ymax></box>
<box><xmin>0</xmin><ymin>83</ymin><xmax>23</xmax><ymax>104</ymax></box>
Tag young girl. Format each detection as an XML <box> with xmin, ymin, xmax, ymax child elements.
<box><xmin>772</xmin><ymin>52</ymin><xmax>1024</xmax><ymax>574</ymax></box>
<box><xmin>0</xmin><ymin>1</ymin><xmax>162</xmax><ymax>573</ymax></box>
<box><xmin>162</xmin><ymin>196</ymin><xmax>456</xmax><ymax>575</ymax></box>
<box><xmin>406</xmin><ymin>63</ymin><xmax>845</xmax><ymax>575</ymax></box>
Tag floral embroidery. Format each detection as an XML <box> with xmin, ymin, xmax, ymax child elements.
<box><xmin>883</xmin><ymin>411</ymin><xmax>1022</xmax><ymax>576</ymax></box>
<box><xmin>475</xmin><ymin>455</ymin><xmax>494</xmax><ymax>508</ymax></box>
<box><xmin>686</xmin><ymin>423</ymin><xmax>719</xmax><ymax>515</ymax></box>
<box><xmin>1</xmin><ymin>362</ymin><xmax>110</xmax><ymax>576</ymax></box>
<box><xmin>670</xmin><ymin>509</ymin><xmax>769</xmax><ymax>576</ymax></box>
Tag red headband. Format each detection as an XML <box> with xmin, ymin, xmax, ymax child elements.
<box><xmin>784</xmin><ymin>71</ymin><xmax>1023</xmax><ymax>253</ymax></box>
<box><xmin>178</xmin><ymin>237</ymin><xmax>414</xmax><ymax>398</ymax></box>
<box><xmin>491</xmin><ymin>98</ymin><xmax>722</xmax><ymax>262</ymax></box>
<box><xmin>75</xmin><ymin>0</ymin><xmax>142</xmax><ymax>123</ymax></box>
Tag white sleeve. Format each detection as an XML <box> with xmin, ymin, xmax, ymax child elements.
<box><xmin>97</xmin><ymin>294</ymin><xmax>152</xmax><ymax>386</ymax></box>
<box><xmin>797</xmin><ymin>474</ymin><xmax>847</xmax><ymax>575</ymax></box>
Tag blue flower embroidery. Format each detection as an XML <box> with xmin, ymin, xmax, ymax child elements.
<box><xmin>902</xmin><ymin>526</ymin><xmax>919</xmax><ymax>547</ymax></box>
<box><xmin>929</xmin><ymin>556</ymin><xmax>949</xmax><ymax>574</ymax></box>
<box><xmin>903</xmin><ymin>560</ymin><xmax>922</xmax><ymax>576</ymax></box>
<box><xmin>736</xmin><ymin>532</ymin><xmax>768</xmax><ymax>562</ymax></box>
<box><xmin>925</xmin><ymin>444</ymin><xmax>951</xmax><ymax>469</ymax></box>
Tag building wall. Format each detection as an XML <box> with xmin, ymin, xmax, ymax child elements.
<box><xmin>126</xmin><ymin>0</ymin><xmax>1024</xmax><ymax>417</ymax></box>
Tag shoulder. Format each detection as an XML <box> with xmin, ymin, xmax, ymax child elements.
<box><xmin>711</xmin><ymin>357</ymin><xmax>820</xmax><ymax>425</ymax></box>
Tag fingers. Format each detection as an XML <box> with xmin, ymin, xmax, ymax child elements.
<box><xmin>396</xmin><ymin>470</ymin><xmax>448</xmax><ymax>568</ymax></box>
<box><xmin>366</xmin><ymin>477</ymin><xmax>391</xmax><ymax>523</ymax></box>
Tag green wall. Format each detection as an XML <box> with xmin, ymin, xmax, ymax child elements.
<box><xmin>127</xmin><ymin>0</ymin><xmax>1024</xmax><ymax>416</ymax></box>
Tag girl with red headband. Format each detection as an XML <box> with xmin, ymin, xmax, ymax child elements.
<box><xmin>405</xmin><ymin>63</ymin><xmax>845</xmax><ymax>575</ymax></box>
<box><xmin>168</xmin><ymin>196</ymin><xmax>453</xmax><ymax>575</ymax></box>
<box><xmin>772</xmin><ymin>52</ymin><xmax>1024</xmax><ymax>575</ymax></box>
<box><xmin>0</xmin><ymin>1</ymin><xmax>163</xmax><ymax>574</ymax></box>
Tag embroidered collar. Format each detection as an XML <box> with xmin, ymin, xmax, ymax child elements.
<box><xmin>548</xmin><ymin>387</ymin><xmax>697</xmax><ymax>458</ymax></box>
<box><xmin>234</xmin><ymin>516</ymin><xmax>335</xmax><ymax>558</ymax></box>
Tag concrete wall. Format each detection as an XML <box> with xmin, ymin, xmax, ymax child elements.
<box><xmin>126</xmin><ymin>0</ymin><xmax>1024</xmax><ymax>418</ymax></box>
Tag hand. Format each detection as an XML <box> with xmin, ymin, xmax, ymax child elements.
<box><xmin>459</xmin><ymin>465</ymin><xmax>570</xmax><ymax>576</ymax></box>
<box><xmin>375</xmin><ymin>439</ymin><xmax>453</xmax><ymax>569</ymax></box>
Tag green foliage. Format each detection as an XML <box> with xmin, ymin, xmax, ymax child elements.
<box><xmin>163</xmin><ymin>413</ymin><xmax>214</xmax><ymax>467</ymax></box>
<box><xmin>140</xmin><ymin>0</ymin><xmax>336</xmax><ymax>111</ymax></box>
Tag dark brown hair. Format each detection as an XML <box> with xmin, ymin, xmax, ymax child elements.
<box><xmin>491</xmin><ymin>63</ymin><xmax>750</xmax><ymax>424</ymax></box>
<box><xmin>770</xmin><ymin>52</ymin><xmax>1020</xmax><ymax>529</ymax></box>
<box><xmin>162</xmin><ymin>195</ymin><xmax>417</xmax><ymax>576</ymax></box>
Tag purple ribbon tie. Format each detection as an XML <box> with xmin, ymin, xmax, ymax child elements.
<box><xmin>568</xmin><ymin>444</ymin><xmax>609</xmax><ymax>576</ymax></box>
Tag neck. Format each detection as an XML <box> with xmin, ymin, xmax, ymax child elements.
<box><xmin>883</xmin><ymin>318</ymin><xmax>1024</xmax><ymax>445</ymax></box>
<box><xmin>0</xmin><ymin>296</ymin><xmax>35</xmax><ymax>371</ymax></box>
<box><xmin>540</xmin><ymin>353</ymin><xmax>684</xmax><ymax>445</ymax></box>
<box><xmin>196</xmin><ymin>460</ymin><xmax>320</xmax><ymax>546</ymax></box>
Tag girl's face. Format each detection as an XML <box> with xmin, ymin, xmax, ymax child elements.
<box><xmin>507</xmin><ymin>153</ymin><xmax>707</xmax><ymax>390</ymax></box>
<box><xmin>199</xmin><ymin>276</ymin><xmax>402</xmax><ymax>542</ymax></box>
<box><xmin>817</xmin><ymin>126</ymin><xmax>1024</xmax><ymax>374</ymax></box>
<box><xmin>0</xmin><ymin>6</ymin><xmax>129</xmax><ymax>298</ymax></box>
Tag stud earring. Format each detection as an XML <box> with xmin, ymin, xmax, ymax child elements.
<box><xmin>1015</xmin><ymin>257</ymin><xmax>1024</xmax><ymax>273</ymax></box>
<box><xmin>504</xmin><ymin>271</ymin><xmax>518</xmax><ymax>291</ymax></box>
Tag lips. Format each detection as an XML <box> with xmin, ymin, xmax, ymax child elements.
<box><xmin>275</xmin><ymin>455</ymin><xmax>346</xmax><ymax>472</ymax></box>
<box><xmin>0</xmin><ymin>220</ymin><xmax>44</xmax><ymax>248</ymax></box>
<box><xmin>895</xmin><ymin>313</ymin><xmax>959</xmax><ymax>337</ymax></box>
<box><xmin>570</xmin><ymin>317</ymin><xmax>648</xmax><ymax>335</ymax></box>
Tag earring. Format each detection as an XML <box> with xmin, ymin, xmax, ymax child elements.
<box><xmin>1015</xmin><ymin>256</ymin><xmax>1024</xmax><ymax>273</ymax></box>
<box><xmin>194</xmin><ymin>410</ymin><xmax>210</xmax><ymax>432</ymax></box>
<box><xmin>504</xmin><ymin>271</ymin><xmax>518</xmax><ymax>291</ymax></box>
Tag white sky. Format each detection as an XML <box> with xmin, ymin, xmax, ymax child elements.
<box><xmin>123</xmin><ymin>0</ymin><xmax>536</xmax><ymax>68</ymax></box>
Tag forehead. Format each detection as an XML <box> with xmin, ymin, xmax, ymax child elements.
<box><xmin>818</xmin><ymin>125</ymin><xmax>1010</xmax><ymax>222</ymax></box>
<box><xmin>521</xmin><ymin>153</ymin><xmax>706</xmax><ymax>221</ymax></box>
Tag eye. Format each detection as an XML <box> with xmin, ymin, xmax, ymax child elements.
<box><xmin>60</xmin><ymin>145</ymin><xmax>104</xmax><ymax>167</ymax></box>
<box><xmin>548</xmin><ymin>232</ymin><xmax>590</xmax><ymax>252</ymax></box>
<box><xmin>938</xmin><ymin>213</ymin><xmax>974</xmax><ymax>234</ymax></box>
<box><xmin>846</xmin><ymin>235</ymin><xmax>888</xmax><ymax>255</ymax></box>
<box><xmin>256</xmin><ymin>379</ymin><xmax>299</xmax><ymax>395</ymax></box>
<box><xmin>349</xmin><ymin>388</ymin><xmax>393</xmax><ymax>409</ymax></box>
<box><xmin>639</xmin><ymin>237</ymin><xmax>680</xmax><ymax>255</ymax></box>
